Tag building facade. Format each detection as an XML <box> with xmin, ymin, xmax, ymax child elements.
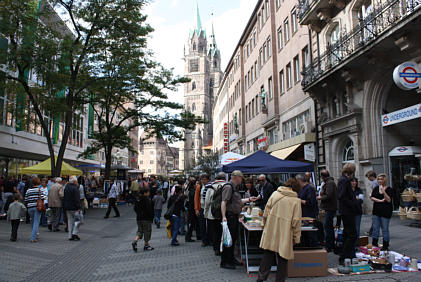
<box><xmin>299</xmin><ymin>0</ymin><xmax>421</xmax><ymax>208</ymax></box>
<box><xmin>213</xmin><ymin>0</ymin><xmax>316</xmax><ymax>165</ymax></box>
<box><xmin>179</xmin><ymin>2</ymin><xmax>223</xmax><ymax>171</ymax></box>
<box><xmin>139</xmin><ymin>132</ymin><xmax>179</xmax><ymax>177</ymax></box>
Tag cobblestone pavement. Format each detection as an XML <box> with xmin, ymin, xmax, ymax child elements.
<box><xmin>0</xmin><ymin>205</ymin><xmax>420</xmax><ymax>282</ymax></box>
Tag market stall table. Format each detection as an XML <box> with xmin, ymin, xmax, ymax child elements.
<box><xmin>238</xmin><ymin>218</ymin><xmax>319</xmax><ymax>274</ymax></box>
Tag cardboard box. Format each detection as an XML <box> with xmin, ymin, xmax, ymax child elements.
<box><xmin>287</xmin><ymin>249</ymin><xmax>328</xmax><ymax>277</ymax></box>
<box><xmin>359</xmin><ymin>236</ymin><xmax>369</xmax><ymax>246</ymax></box>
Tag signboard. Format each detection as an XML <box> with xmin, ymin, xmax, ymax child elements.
<box><xmin>304</xmin><ymin>143</ymin><xmax>316</xmax><ymax>162</ymax></box>
<box><xmin>257</xmin><ymin>136</ymin><xmax>268</xmax><ymax>150</ymax></box>
<box><xmin>381</xmin><ymin>103</ymin><xmax>421</xmax><ymax>127</ymax></box>
<box><xmin>393</xmin><ymin>61</ymin><xmax>421</xmax><ymax>90</ymax></box>
<box><xmin>223</xmin><ymin>122</ymin><xmax>228</xmax><ymax>153</ymax></box>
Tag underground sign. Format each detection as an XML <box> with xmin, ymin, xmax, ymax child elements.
<box><xmin>393</xmin><ymin>61</ymin><xmax>421</xmax><ymax>90</ymax></box>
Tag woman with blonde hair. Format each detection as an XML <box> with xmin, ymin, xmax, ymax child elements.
<box><xmin>257</xmin><ymin>178</ymin><xmax>302</xmax><ymax>282</ymax></box>
<box><xmin>370</xmin><ymin>173</ymin><xmax>393</xmax><ymax>251</ymax></box>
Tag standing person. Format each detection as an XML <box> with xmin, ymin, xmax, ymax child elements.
<box><xmin>149</xmin><ymin>176</ymin><xmax>159</xmax><ymax>200</ymax></box>
<box><xmin>185</xmin><ymin>177</ymin><xmax>199</xmax><ymax>242</ymax></box>
<box><xmin>220</xmin><ymin>170</ymin><xmax>255</xmax><ymax>269</ymax></box>
<box><xmin>40</xmin><ymin>178</ymin><xmax>49</xmax><ymax>228</ymax></box>
<box><xmin>2</xmin><ymin>176</ymin><xmax>17</xmax><ymax>213</ymax></box>
<box><xmin>7</xmin><ymin>194</ymin><xmax>27</xmax><ymax>241</ymax></box>
<box><xmin>317</xmin><ymin>170</ymin><xmax>337</xmax><ymax>253</ymax></box>
<box><xmin>24</xmin><ymin>177</ymin><xmax>46</xmax><ymax>242</ymax></box>
<box><xmin>297</xmin><ymin>174</ymin><xmax>319</xmax><ymax>247</ymax></box>
<box><xmin>130</xmin><ymin>177</ymin><xmax>139</xmax><ymax>194</ymax></box>
<box><xmin>48</xmin><ymin>178</ymin><xmax>64</xmax><ymax>232</ymax></box>
<box><xmin>255</xmin><ymin>174</ymin><xmax>274</xmax><ymax>210</ymax></box>
<box><xmin>244</xmin><ymin>178</ymin><xmax>259</xmax><ymax>199</ymax></box>
<box><xmin>195</xmin><ymin>174</ymin><xmax>212</xmax><ymax>247</ymax></box>
<box><xmin>168</xmin><ymin>185</ymin><xmax>185</xmax><ymax>246</ymax></box>
<box><xmin>205</xmin><ymin>172</ymin><xmax>226</xmax><ymax>256</ymax></box>
<box><xmin>132</xmin><ymin>188</ymin><xmax>154</xmax><ymax>252</ymax></box>
<box><xmin>365</xmin><ymin>170</ymin><xmax>377</xmax><ymax>236</ymax></box>
<box><xmin>337</xmin><ymin>163</ymin><xmax>358</xmax><ymax>264</ymax></box>
<box><xmin>17</xmin><ymin>177</ymin><xmax>26</xmax><ymax>200</ymax></box>
<box><xmin>104</xmin><ymin>179</ymin><xmax>120</xmax><ymax>218</ymax></box>
<box><xmin>257</xmin><ymin>178</ymin><xmax>302</xmax><ymax>282</ymax></box>
<box><xmin>351</xmin><ymin>177</ymin><xmax>364</xmax><ymax>250</ymax></box>
<box><xmin>162</xmin><ymin>178</ymin><xmax>169</xmax><ymax>202</ymax></box>
<box><xmin>152</xmin><ymin>190</ymin><xmax>164</xmax><ymax>228</ymax></box>
<box><xmin>370</xmin><ymin>173</ymin><xmax>393</xmax><ymax>251</ymax></box>
<box><xmin>78</xmin><ymin>177</ymin><xmax>86</xmax><ymax>214</ymax></box>
<box><xmin>64</xmin><ymin>176</ymin><xmax>81</xmax><ymax>241</ymax></box>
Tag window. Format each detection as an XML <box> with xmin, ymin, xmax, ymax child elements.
<box><xmin>248</xmin><ymin>102</ymin><xmax>251</xmax><ymax>120</ymax></box>
<box><xmin>277</xmin><ymin>27</ymin><xmax>283</xmax><ymax>50</ymax></box>
<box><xmin>259</xmin><ymin>48</ymin><xmax>263</xmax><ymax>68</ymax></box>
<box><xmin>276</xmin><ymin>0</ymin><xmax>281</xmax><ymax>9</ymax></box>
<box><xmin>239</xmin><ymin>109</ymin><xmax>242</xmax><ymax>125</ymax></box>
<box><xmin>343</xmin><ymin>139</ymin><xmax>355</xmax><ymax>163</ymax></box>
<box><xmin>263</xmin><ymin>42</ymin><xmax>267</xmax><ymax>63</ymax></box>
<box><xmin>150</xmin><ymin>160</ymin><xmax>154</xmax><ymax>164</ymax></box>
<box><xmin>302</xmin><ymin>46</ymin><xmax>310</xmax><ymax>70</ymax></box>
<box><xmin>245</xmin><ymin>105</ymin><xmax>248</xmax><ymax>121</ymax></box>
<box><xmin>150</xmin><ymin>150</ymin><xmax>154</xmax><ymax>155</ymax></box>
<box><xmin>267</xmin><ymin>37</ymin><xmax>272</xmax><ymax>58</ymax></box>
<box><xmin>291</xmin><ymin>8</ymin><xmax>298</xmax><ymax>34</ymax></box>
<box><xmin>261</xmin><ymin>6</ymin><xmax>266</xmax><ymax>24</ymax></box>
<box><xmin>293</xmin><ymin>55</ymin><xmax>300</xmax><ymax>83</ymax></box>
<box><xmin>268</xmin><ymin>128</ymin><xmax>278</xmax><ymax>145</ymax></box>
<box><xmin>286</xmin><ymin>63</ymin><xmax>292</xmax><ymax>89</ymax></box>
<box><xmin>189</xmin><ymin>59</ymin><xmax>199</xmax><ymax>72</ymax></box>
<box><xmin>255</xmin><ymin>95</ymin><xmax>259</xmax><ymax>114</ymax></box>
<box><xmin>253</xmin><ymin>30</ymin><xmax>257</xmax><ymax>47</ymax></box>
<box><xmin>247</xmin><ymin>43</ymin><xmax>250</xmax><ymax>57</ymax></box>
<box><xmin>252</xmin><ymin>98</ymin><xmax>255</xmax><ymax>117</ymax></box>
<box><xmin>251</xmin><ymin>66</ymin><xmax>254</xmax><ymax>82</ymax></box>
<box><xmin>254</xmin><ymin>61</ymin><xmax>258</xmax><ymax>79</ymax></box>
<box><xmin>282</xmin><ymin>111</ymin><xmax>310</xmax><ymax>140</ymax></box>
<box><xmin>265</xmin><ymin>0</ymin><xmax>270</xmax><ymax>19</ymax></box>
<box><xmin>279</xmin><ymin>70</ymin><xmax>285</xmax><ymax>94</ymax></box>
<box><xmin>284</xmin><ymin>18</ymin><xmax>290</xmax><ymax>42</ymax></box>
<box><xmin>268</xmin><ymin>77</ymin><xmax>273</xmax><ymax>99</ymax></box>
<box><xmin>244</xmin><ymin>75</ymin><xmax>248</xmax><ymax>90</ymax></box>
<box><xmin>192</xmin><ymin>103</ymin><xmax>196</xmax><ymax>112</ymax></box>
<box><xmin>192</xmin><ymin>81</ymin><xmax>196</xmax><ymax>90</ymax></box>
<box><xmin>258</xmin><ymin>12</ymin><xmax>263</xmax><ymax>30</ymax></box>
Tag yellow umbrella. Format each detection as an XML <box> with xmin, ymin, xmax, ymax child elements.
<box><xmin>21</xmin><ymin>157</ymin><xmax>83</xmax><ymax>176</ymax></box>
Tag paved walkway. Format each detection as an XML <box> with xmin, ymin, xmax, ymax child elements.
<box><xmin>0</xmin><ymin>205</ymin><xmax>420</xmax><ymax>281</ymax></box>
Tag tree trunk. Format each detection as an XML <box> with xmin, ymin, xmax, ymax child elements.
<box><xmin>104</xmin><ymin>145</ymin><xmax>113</xmax><ymax>180</ymax></box>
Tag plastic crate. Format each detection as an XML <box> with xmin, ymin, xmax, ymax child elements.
<box><xmin>350</xmin><ymin>264</ymin><xmax>371</xmax><ymax>273</ymax></box>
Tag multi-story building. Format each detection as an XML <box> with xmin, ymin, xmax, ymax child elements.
<box><xmin>299</xmin><ymin>0</ymin><xmax>421</xmax><ymax>197</ymax></box>
<box><xmin>213</xmin><ymin>0</ymin><xmax>316</xmax><ymax>164</ymax></box>
<box><xmin>179</xmin><ymin>2</ymin><xmax>223</xmax><ymax>171</ymax></box>
<box><xmin>0</xmin><ymin>3</ymin><xmax>101</xmax><ymax>176</ymax></box>
<box><xmin>139</xmin><ymin>132</ymin><xmax>179</xmax><ymax>176</ymax></box>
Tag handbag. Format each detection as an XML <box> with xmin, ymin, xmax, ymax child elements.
<box><xmin>36</xmin><ymin>188</ymin><xmax>46</xmax><ymax>212</ymax></box>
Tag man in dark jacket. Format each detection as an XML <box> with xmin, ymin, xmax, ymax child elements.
<box><xmin>317</xmin><ymin>170</ymin><xmax>337</xmax><ymax>252</ymax></box>
<box><xmin>64</xmin><ymin>176</ymin><xmax>81</xmax><ymax>241</ymax></box>
<box><xmin>132</xmin><ymin>188</ymin><xmax>154</xmax><ymax>252</ymax></box>
<box><xmin>337</xmin><ymin>163</ymin><xmax>358</xmax><ymax>264</ymax></box>
<box><xmin>256</xmin><ymin>174</ymin><xmax>274</xmax><ymax>209</ymax></box>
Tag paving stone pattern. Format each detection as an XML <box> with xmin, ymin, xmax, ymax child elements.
<box><xmin>0</xmin><ymin>205</ymin><xmax>420</xmax><ymax>281</ymax></box>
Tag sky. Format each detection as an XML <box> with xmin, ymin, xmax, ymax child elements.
<box><xmin>143</xmin><ymin>0</ymin><xmax>256</xmax><ymax>105</ymax></box>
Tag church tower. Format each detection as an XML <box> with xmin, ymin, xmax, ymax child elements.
<box><xmin>179</xmin><ymin>1</ymin><xmax>222</xmax><ymax>171</ymax></box>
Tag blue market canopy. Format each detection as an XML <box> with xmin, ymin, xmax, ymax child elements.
<box><xmin>222</xmin><ymin>150</ymin><xmax>313</xmax><ymax>174</ymax></box>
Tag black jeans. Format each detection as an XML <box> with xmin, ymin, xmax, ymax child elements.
<box><xmin>258</xmin><ymin>250</ymin><xmax>288</xmax><ymax>282</ymax></box>
<box><xmin>105</xmin><ymin>198</ymin><xmax>120</xmax><ymax>217</ymax></box>
<box><xmin>324</xmin><ymin>210</ymin><xmax>336</xmax><ymax>250</ymax></box>
<box><xmin>221</xmin><ymin>214</ymin><xmax>239</xmax><ymax>265</ymax></box>
<box><xmin>11</xmin><ymin>219</ymin><xmax>20</xmax><ymax>240</ymax></box>
<box><xmin>207</xmin><ymin>219</ymin><xmax>216</xmax><ymax>248</ymax></box>
<box><xmin>50</xmin><ymin>207</ymin><xmax>61</xmax><ymax>230</ymax></box>
<box><xmin>186</xmin><ymin>207</ymin><xmax>199</xmax><ymax>240</ymax></box>
<box><xmin>341</xmin><ymin>214</ymin><xmax>357</xmax><ymax>259</ymax></box>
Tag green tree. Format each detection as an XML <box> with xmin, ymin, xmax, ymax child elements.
<box><xmin>192</xmin><ymin>151</ymin><xmax>219</xmax><ymax>177</ymax></box>
<box><xmin>75</xmin><ymin>0</ymin><xmax>202</xmax><ymax>180</ymax></box>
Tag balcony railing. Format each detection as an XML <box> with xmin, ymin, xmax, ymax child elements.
<box><xmin>302</xmin><ymin>0</ymin><xmax>421</xmax><ymax>88</ymax></box>
<box><xmin>298</xmin><ymin>0</ymin><xmax>312</xmax><ymax>21</ymax></box>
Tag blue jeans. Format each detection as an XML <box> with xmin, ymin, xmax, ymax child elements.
<box><xmin>372</xmin><ymin>215</ymin><xmax>390</xmax><ymax>242</ymax></box>
<box><xmin>41</xmin><ymin>203</ymin><xmax>48</xmax><ymax>226</ymax></box>
<box><xmin>170</xmin><ymin>215</ymin><xmax>180</xmax><ymax>244</ymax></box>
<box><xmin>28</xmin><ymin>207</ymin><xmax>41</xmax><ymax>241</ymax></box>
<box><xmin>324</xmin><ymin>210</ymin><xmax>336</xmax><ymax>250</ymax></box>
<box><xmin>199</xmin><ymin>209</ymin><xmax>207</xmax><ymax>244</ymax></box>
<box><xmin>354</xmin><ymin>214</ymin><xmax>362</xmax><ymax>249</ymax></box>
<box><xmin>154</xmin><ymin>209</ymin><xmax>162</xmax><ymax>226</ymax></box>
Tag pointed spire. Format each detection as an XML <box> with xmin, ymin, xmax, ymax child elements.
<box><xmin>195</xmin><ymin>0</ymin><xmax>202</xmax><ymax>34</ymax></box>
<box><xmin>209</xmin><ymin>14</ymin><xmax>220</xmax><ymax>57</ymax></box>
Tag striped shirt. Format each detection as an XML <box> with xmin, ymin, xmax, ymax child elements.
<box><xmin>25</xmin><ymin>187</ymin><xmax>47</xmax><ymax>208</ymax></box>
<box><xmin>200</xmin><ymin>183</ymin><xmax>212</xmax><ymax>207</ymax></box>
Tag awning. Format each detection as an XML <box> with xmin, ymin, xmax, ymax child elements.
<box><xmin>21</xmin><ymin>157</ymin><xmax>83</xmax><ymax>176</ymax></box>
<box><xmin>271</xmin><ymin>144</ymin><xmax>301</xmax><ymax>160</ymax></box>
<box><xmin>388</xmin><ymin>146</ymin><xmax>421</xmax><ymax>157</ymax></box>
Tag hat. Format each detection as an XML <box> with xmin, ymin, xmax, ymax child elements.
<box><xmin>231</xmin><ymin>170</ymin><xmax>244</xmax><ymax>178</ymax></box>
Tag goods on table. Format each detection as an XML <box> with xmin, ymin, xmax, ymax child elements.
<box><xmin>407</xmin><ymin>207</ymin><xmax>421</xmax><ymax>220</ymax></box>
<box><xmin>349</xmin><ymin>263</ymin><xmax>371</xmax><ymax>273</ymax></box>
<box><xmin>251</xmin><ymin>207</ymin><xmax>263</xmax><ymax>217</ymax></box>
<box><xmin>398</xmin><ymin>207</ymin><xmax>408</xmax><ymax>220</ymax></box>
<box><xmin>401</xmin><ymin>188</ymin><xmax>416</xmax><ymax>202</ymax></box>
<box><xmin>369</xmin><ymin>258</ymin><xmax>392</xmax><ymax>271</ymax></box>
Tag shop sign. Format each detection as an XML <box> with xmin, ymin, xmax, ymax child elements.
<box><xmin>381</xmin><ymin>103</ymin><xmax>421</xmax><ymax>127</ymax></box>
<box><xmin>257</xmin><ymin>136</ymin><xmax>268</xmax><ymax>150</ymax></box>
<box><xmin>304</xmin><ymin>143</ymin><xmax>316</xmax><ymax>162</ymax></box>
<box><xmin>223</xmin><ymin>122</ymin><xmax>228</xmax><ymax>153</ymax></box>
<box><xmin>393</xmin><ymin>61</ymin><xmax>421</xmax><ymax>90</ymax></box>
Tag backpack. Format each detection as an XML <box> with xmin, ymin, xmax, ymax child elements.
<box><xmin>211</xmin><ymin>182</ymin><xmax>233</xmax><ymax>220</ymax></box>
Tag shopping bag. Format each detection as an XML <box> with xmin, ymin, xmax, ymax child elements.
<box><xmin>221</xmin><ymin>221</ymin><xmax>232</xmax><ymax>251</ymax></box>
<box><xmin>75</xmin><ymin>211</ymin><xmax>84</xmax><ymax>225</ymax></box>
<box><xmin>166</xmin><ymin>220</ymin><xmax>172</xmax><ymax>239</ymax></box>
